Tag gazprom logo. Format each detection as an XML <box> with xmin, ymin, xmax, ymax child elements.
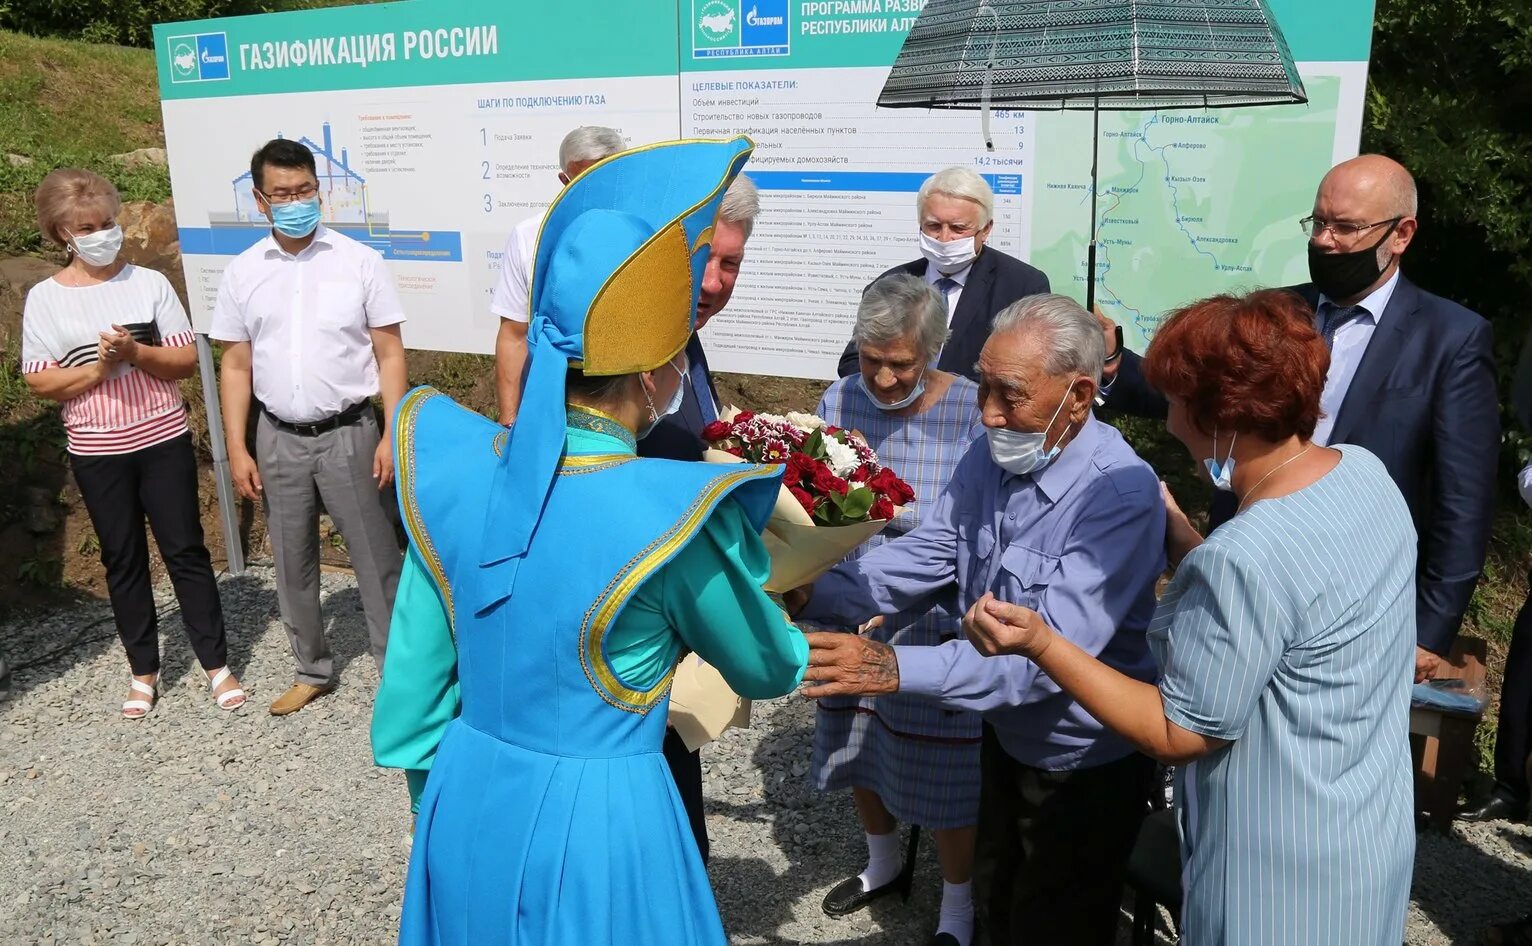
<box><xmin>745</xmin><ymin>5</ymin><xmax>784</xmax><ymax>27</ymax></box>
<box><xmin>167</xmin><ymin>32</ymin><xmax>231</xmax><ymax>83</ymax></box>
<box><xmin>693</xmin><ymin>0</ymin><xmax>789</xmax><ymax>58</ymax></box>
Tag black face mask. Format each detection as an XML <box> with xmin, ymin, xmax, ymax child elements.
<box><xmin>1306</xmin><ymin>218</ymin><xmax>1399</xmax><ymax>300</ymax></box>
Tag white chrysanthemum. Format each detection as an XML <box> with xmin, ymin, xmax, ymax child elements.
<box><xmin>823</xmin><ymin>435</ymin><xmax>860</xmax><ymax>476</ymax></box>
<box><xmin>785</xmin><ymin>411</ymin><xmax>825</xmax><ymax>432</ymax></box>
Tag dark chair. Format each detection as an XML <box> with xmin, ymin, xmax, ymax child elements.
<box><xmin>1125</xmin><ymin>807</ymin><xmax>1181</xmax><ymax>945</ymax></box>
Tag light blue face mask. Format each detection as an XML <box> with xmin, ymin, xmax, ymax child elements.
<box><xmin>986</xmin><ymin>383</ymin><xmax>1074</xmax><ymax>476</ymax></box>
<box><xmin>269</xmin><ymin>197</ymin><xmax>321</xmax><ymax>239</ymax></box>
<box><xmin>1203</xmin><ymin>429</ymin><xmax>1238</xmax><ymax>490</ymax></box>
<box><xmin>858</xmin><ymin>370</ymin><xmax>926</xmax><ymax>412</ymax></box>
<box><xmin>638</xmin><ymin>358</ymin><xmax>688</xmax><ymax>440</ymax></box>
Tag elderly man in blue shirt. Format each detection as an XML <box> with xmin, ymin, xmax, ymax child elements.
<box><xmin>789</xmin><ymin>293</ymin><xmax>1166</xmax><ymax>946</ymax></box>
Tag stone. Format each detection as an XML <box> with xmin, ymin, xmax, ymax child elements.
<box><xmin>5</xmin><ymin>153</ymin><xmax>32</xmax><ymax>167</ymax></box>
<box><xmin>109</xmin><ymin>148</ymin><xmax>168</xmax><ymax>170</ymax></box>
<box><xmin>115</xmin><ymin>200</ymin><xmax>179</xmax><ymax>272</ymax></box>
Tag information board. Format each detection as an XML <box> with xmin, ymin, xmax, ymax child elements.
<box><xmin>154</xmin><ymin>0</ymin><xmax>1375</xmax><ymax>378</ymax></box>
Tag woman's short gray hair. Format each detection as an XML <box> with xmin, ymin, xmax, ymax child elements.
<box><xmin>718</xmin><ymin>174</ymin><xmax>760</xmax><ymax>239</ymax></box>
<box><xmin>917</xmin><ymin>167</ymin><xmax>994</xmax><ymax>228</ymax></box>
<box><xmin>853</xmin><ymin>274</ymin><xmax>950</xmax><ymax>362</ymax></box>
<box><xmin>557</xmin><ymin>126</ymin><xmax>625</xmax><ymax>172</ymax></box>
<box><xmin>991</xmin><ymin>293</ymin><xmax>1105</xmax><ymax>381</ymax></box>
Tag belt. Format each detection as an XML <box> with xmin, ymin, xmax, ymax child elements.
<box><xmin>263</xmin><ymin>401</ymin><xmax>369</xmax><ymax>437</ymax></box>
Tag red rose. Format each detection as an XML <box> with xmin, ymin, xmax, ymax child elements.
<box><xmin>824</xmin><ymin>425</ymin><xmax>841</xmax><ymax>436</ymax></box>
<box><xmin>725</xmin><ymin>445</ymin><xmax>743</xmax><ymax>457</ymax></box>
<box><xmin>785</xmin><ymin>452</ymin><xmax>815</xmax><ymax>484</ymax></box>
<box><xmin>868</xmin><ymin>468</ymin><xmax>899</xmax><ymax>493</ymax></box>
<box><xmin>870</xmin><ymin>497</ymin><xmax>895</xmax><ymax>521</ymax></box>
<box><xmin>890</xmin><ymin>477</ymin><xmax>915</xmax><ymax>505</ymax></box>
<box><xmin>735</xmin><ymin>410</ymin><xmax>755</xmax><ymax>422</ymax></box>
<box><xmin>701</xmin><ymin>421</ymin><xmax>732</xmax><ymax>442</ymax></box>
<box><xmin>788</xmin><ymin>486</ymin><xmax>816</xmax><ymax>515</ymax></box>
<box><xmin>812</xmin><ymin>464</ymin><xmax>849</xmax><ymax>496</ymax></box>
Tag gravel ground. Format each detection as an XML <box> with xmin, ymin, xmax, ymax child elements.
<box><xmin>1</xmin><ymin>566</ymin><xmax>1530</xmax><ymax>945</ymax></box>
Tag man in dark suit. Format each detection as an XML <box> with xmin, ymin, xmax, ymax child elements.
<box><xmin>637</xmin><ymin>174</ymin><xmax>759</xmax><ymax>861</ymax></box>
<box><xmin>837</xmin><ymin>167</ymin><xmax>1050</xmax><ymax>382</ymax></box>
<box><xmin>1099</xmin><ymin>154</ymin><xmax>1498</xmax><ymax>684</ymax></box>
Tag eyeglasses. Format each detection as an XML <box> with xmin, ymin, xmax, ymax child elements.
<box><xmin>257</xmin><ymin>184</ymin><xmax>319</xmax><ymax>205</ymax></box>
<box><xmin>1299</xmin><ymin>215</ymin><xmax>1401</xmax><ymax>239</ymax></box>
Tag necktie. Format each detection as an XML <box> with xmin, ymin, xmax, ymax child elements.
<box><xmin>685</xmin><ymin>336</ymin><xmax>717</xmax><ymax>425</ymax></box>
<box><xmin>935</xmin><ymin>277</ymin><xmax>959</xmax><ymax>313</ymax></box>
<box><xmin>1319</xmin><ymin>304</ymin><xmax>1365</xmax><ymax>350</ymax></box>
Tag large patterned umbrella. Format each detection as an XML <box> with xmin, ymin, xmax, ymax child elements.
<box><xmin>878</xmin><ymin>0</ymin><xmax>1308</xmax><ymax>310</ymax></box>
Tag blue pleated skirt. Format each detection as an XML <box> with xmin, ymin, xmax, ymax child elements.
<box><xmin>399</xmin><ymin>720</ymin><xmax>726</xmax><ymax>945</ymax></box>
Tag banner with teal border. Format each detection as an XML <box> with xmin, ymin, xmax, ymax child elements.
<box><xmin>153</xmin><ymin>1</ymin><xmax>680</xmax><ymax>100</ymax></box>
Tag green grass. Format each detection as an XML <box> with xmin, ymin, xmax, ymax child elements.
<box><xmin>0</xmin><ymin>30</ymin><xmax>170</xmax><ymax>253</ymax></box>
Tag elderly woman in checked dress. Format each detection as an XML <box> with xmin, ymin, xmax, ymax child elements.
<box><xmin>810</xmin><ymin>274</ymin><xmax>986</xmax><ymax>946</ymax></box>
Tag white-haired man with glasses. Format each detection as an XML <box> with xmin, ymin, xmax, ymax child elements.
<box><xmin>1099</xmin><ymin>153</ymin><xmax>1499</xmax><ymax>690</ymax></box>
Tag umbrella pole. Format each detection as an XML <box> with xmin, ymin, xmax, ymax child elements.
<box><xmin>1086</xmin><ymin>95</ymin><xmax>1100</xmax><ymax>313</ymax></box>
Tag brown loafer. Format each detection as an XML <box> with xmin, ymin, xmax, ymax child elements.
<box><xmin>269</xmin><ymin>683</ymin><xmax>335</xmax><ymax>716</ymax></box>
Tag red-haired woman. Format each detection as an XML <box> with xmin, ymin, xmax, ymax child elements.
<box><xmin>961</xmin><ymin>289</ymin><xmax>1416</xmax><ymax>945</ymax></box>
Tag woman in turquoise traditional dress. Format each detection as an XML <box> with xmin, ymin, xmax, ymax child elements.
<box><xmin>370</xmin><ymin>137</ymin><xmax>807</xmax><ymax>946</ymax></box>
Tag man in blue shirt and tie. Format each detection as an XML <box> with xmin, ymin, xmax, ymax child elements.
<box><xmin>790</xmin><ymin>294</ymin><xmax>1167</xmax><ymax>946</ymax></box>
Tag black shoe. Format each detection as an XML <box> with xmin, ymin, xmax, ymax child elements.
<box><xmin>927</xmin><ymin>935</ymin><xmax>962</xmax><ymax>946</ymax></box>
<box><xmin>1458</xmin><ymin>793</ymin><xmax>1528</xmax><ymax>823</ymax></box>
<box><xmin>821</xmin><ymin>826</ymin><xmax>920</xmax><ymax>917</ymax></box>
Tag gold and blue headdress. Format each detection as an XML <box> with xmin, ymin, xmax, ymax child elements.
<box><xmin>477</xmin><ymin>136</ymin><xmax>754</xmax><ymax>611</ymax></box>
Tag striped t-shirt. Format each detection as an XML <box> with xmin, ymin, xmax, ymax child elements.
<box><xmin>20</xmin><ymin>265</ymin><xmax>194</xmax><ymax>456</ymax></box>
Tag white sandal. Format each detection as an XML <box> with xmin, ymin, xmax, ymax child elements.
<box><xmin>208</xmin><ymin>667</ymin><xmax>246</xmax><ymax>711</ymax></box>
<box><xmin>122</xmin><ymin>675</ymin><xmax>159</xmax><ymax>719</ymax></box>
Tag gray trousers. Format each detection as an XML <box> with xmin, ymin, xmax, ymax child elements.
<box><xmin>256</xmin><ymin>410</ymin><xmax>402</xmax><ymax>685</ymax></box>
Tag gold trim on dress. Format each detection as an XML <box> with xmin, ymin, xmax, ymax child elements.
<box><xmin>566</xmin><ymin>404</ymin><xmax>637</xmax><ymax>450</ymax></box>
<box><xmin>578</xmin><ymin>463</ymin><xmax>779</xmax><ymax>713</ymax></box>
<box><xmin>557</xmin><ymin>454</ymin><xmax>635</xmax><ymax>476</ymax></box>
<box><xmin>395</xmin><ymin>387</ymin><xmax>455</xmax><ymax>635</ymax></box>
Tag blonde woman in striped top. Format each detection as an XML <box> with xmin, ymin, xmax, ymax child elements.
<box><xmin>20</xmin><ymin>169</ymin><xmax>244</xmax><ymax>718</ymax></box>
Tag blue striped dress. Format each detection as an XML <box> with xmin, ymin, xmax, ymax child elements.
<box><xmin>1148</xmin><ymin>445</ymin><xmax>1417</xmax><ymax>946</ymax></box>
<box><xmin>810</xmin><ymin>374</ymin><xmax>986</xmax><ymax>829</ymax></box>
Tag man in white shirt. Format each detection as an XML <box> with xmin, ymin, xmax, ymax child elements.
<box><xmin>211</xmin><ymin>137</ymin><xmax>408</xmax><ymax>716</ymax></box>
<box><xmin>491</xmin><ymin>125</ymin><xmax>627</xmax><ymax>424</ymax></box>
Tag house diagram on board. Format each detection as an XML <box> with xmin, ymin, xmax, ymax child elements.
<box><xmin>196</xmin><ymin>122</ymin><xmax>459</xmax><ymax>262</ymax></box>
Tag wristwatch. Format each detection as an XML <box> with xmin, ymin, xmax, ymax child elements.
<box><xmin>1104</xmin><ymin>324</ymin><xmax>1124</xmax><ymax>364</ymax></box>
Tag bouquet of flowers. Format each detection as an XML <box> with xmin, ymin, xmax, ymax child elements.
<box><xmin>669</xmin><ymin>407</ymin><xmax>916</xmax><ymax>752</ymax></box>
<box><xmin>701</xmin><ymin>408</ymin><xmax>915</xmax><ymax>592</ymax></box>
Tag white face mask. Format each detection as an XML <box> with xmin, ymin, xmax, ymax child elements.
<box><xmin>67</xmin><ymin>226</ymin><xmax>124</xmax><ymax>268</ymax></box>
<box><xmin>986</xmin><ymin>384</ymin><xmax>1074</xmax><ymax>476</ymax></box>
<box><xmin>638</xmin><ymin>359</ymin><xmax>688</xmax><ymax>440</ymax></box>
<box><xmin>1204</xmin><ymin>429</ymin><xmax>1238</xmax><ymax>491</ymax></box>
<box><xmin>918</xmin><ymin>231</ymin><xmax>977</xmax><ymax>275</ymax></box>
<box><xmin>858</xmin><ymin>370</ymin><xmax>926</xmax><ymax>412</ymax></box>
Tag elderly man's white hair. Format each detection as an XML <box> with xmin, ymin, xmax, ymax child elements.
<box><xmin>991</xmin><ymin>293</ymin><xmax>1105</xmax><ymax>382</ymax></box>
<box><xmin>917</xmin><ymin>167</ymin><xmax>995</xmax><ymax>228</ymax></box>
<box><xmin>557</xmin><ymin>126</ymin><xmax>625</xmax><ymax>172</ymax></box>
<box><xmin>718</xmin><ymin>174</ymin><xmax>760</xmax><ymax>239</ymax></box>
<box><xmin>853</xmin><ymin>273</ymin><xmax>950</xmax><ymax>362</ymax></box>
